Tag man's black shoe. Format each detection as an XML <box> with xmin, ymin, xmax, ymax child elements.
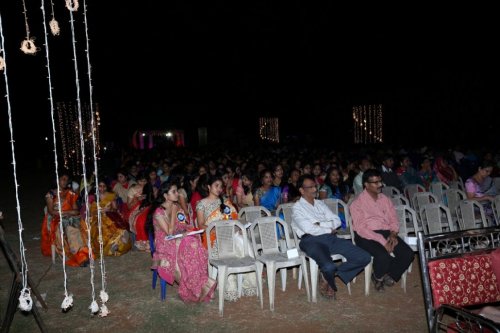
<box><xmin>371</xmin><ymin>273</ymin><xmax>385</xmax><ymax>292</ymax></box>
<box><xmin>383</xmin><ymin>274</ymin><xmax>396</xmax><ymax>287</ymax></box>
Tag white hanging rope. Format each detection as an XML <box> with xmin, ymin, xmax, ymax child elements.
<box><xmin>81</xmin><ymin>0</ymin><xmax>109</xmax><ymax>316</ymax></box>
<box><xmin>40</xmin><ymin>0</ymin><xmax>73</xmax><ymax>310</ymax></box>
<box><xmin>0</xmin><ymin>14</ymin><xmax>33</xmax><ymax>312</ymax></box>
<box><xmin>67</xmin><ymin>0</ymin><xmax>98</xmax><ymax>315</ymax></box>
<box><xmin>20</xmin><ymin>0</ymin><xmax>38</xmax><ymax>55</ymax></box>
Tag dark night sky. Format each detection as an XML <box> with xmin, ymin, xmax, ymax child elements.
<box><xmin>1</xmin><ymin>2</ymin><xmax>499</xmax><ymax>151</ymax></box>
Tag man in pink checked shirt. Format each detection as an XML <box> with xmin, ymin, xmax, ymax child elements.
<box><xmin>350</xmin><ymin>169</ymin><xmax>414</xmax><ymax>292</ymax></box>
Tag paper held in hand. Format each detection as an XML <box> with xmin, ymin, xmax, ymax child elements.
<box><xmin>404</xmin><ymin>236</ymin><xmax>417</xmax><ymax>246</ymax></box>
<box><xmin>287</xmin><ymin>248</ymin><xmax>299</xmax><ymax>259</ymax></box>
<box><xmin>165</xmin><ymin>229</ymin><xmax>204</xmax><ymax>241</ymax></box>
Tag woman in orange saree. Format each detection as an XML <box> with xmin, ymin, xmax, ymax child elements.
<box><xmin>41</xmin><ymin>173</ymin><xmax>89</xmax><ymax>267</ymax></box>
<box><xmin>196</xmin><ymin>174</ymin><xmax>255</xmax><ymax>301</ymax></box>
<box><xmin>196</xmin><ymin>174</ymin><xmax>238</xmax><ymax>249</ymax></box>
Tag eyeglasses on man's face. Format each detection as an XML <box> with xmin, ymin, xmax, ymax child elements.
<box><xmin>367</xmin><ymin>180</ymin><xmax>383</xmax><ymax>185</ymax></box>
<box><xmin>301</xmin><ymin>185</ymin><xmax>317</xmax><ymax>189</ymax></box>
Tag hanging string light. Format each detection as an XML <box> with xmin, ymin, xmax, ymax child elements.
<box><xmin>40</xmin><ymin>0</ymin><xmax>73</xmax><ymax>309</ymax></box>
<box><xmin>66</xmin><ymin>0</ymin><xmax>99</xmax><ymax>314</ymax></box>
<box><xmin>352</xmin><ymin>104</ymin><xmax>383</xmax><ymax>144</ymax></box>
<box><xmin>377</xmin><ymin>104</ymin><xmax>383</xmax><ymax>143</ymax></box>
<box><xmin>81</xmin><ymin>0</ymin><xmax>109</xmax><ymax>316</ymax></box>
<box><xmin>0</xmin><ymin>13</ymin><xmax>33</xmax><ymax>311</ymax></box>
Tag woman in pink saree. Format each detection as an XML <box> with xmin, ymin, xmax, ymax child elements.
<box><xmin>146</xmin><ymin>181</ymin><xmax>215</xmax><ymax>302</ymax></box>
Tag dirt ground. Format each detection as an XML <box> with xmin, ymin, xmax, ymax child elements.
<box><xmin>0</xmin><ymin>165</ymin><xmax>428</xmax><ymax>333</ymax></box>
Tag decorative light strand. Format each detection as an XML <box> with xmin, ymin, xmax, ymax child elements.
<box><xmin>20</xmin><ymin>0</ymin><xmax>38</xmax><ymax>54</ymax></box>
<box><xmin>352</xmin><ymin>104</ymin><xmax>383</xmax><ymax>144</ymax></box>
<box><xmin>67</xmin><ymin>1</ymin><xmax>97</xmax><ymax>314</ymax></box>
<box><xmin>40</xmin><ymin>0</ymin><xmax>73</xmax><ymax>310</ymax></box>
<box><xmin>378</xmin><ymin>104</ymin><xmax>383</xmax><ymax>142</ymax></box>
<box><xmin>0</xmin><ymin>14</ymin><xmax>33</xmax><ymax>311</ymax></box>
<box><xmin>82</xmin><ymin>0</ymin><xmax>108</xmax><ymax>316</ymax></box>
<box><xmin>56</xmin><ymin>103</ymin><xmax>68</xmax><ymax>169</ymax></box>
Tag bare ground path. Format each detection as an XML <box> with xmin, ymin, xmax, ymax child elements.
<box><xmin>0</xmin><ymin>165</ymin><xmax>428</xmax><ymax>332</ymax></box>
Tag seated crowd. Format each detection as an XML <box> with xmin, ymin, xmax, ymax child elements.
<box><xmin>39</xmin><ymin>144</ymin><xmax>500</xmax><ymax>304</ymax></box>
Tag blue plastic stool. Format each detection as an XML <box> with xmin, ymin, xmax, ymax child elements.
<box><xmin>149</xmin><ymin>232</ymin><xmax>167</xmax><ymax>301</ymax></box>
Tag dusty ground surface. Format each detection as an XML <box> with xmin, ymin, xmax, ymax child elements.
<box><xmin>0</xmin><ymin>165</ymin><xmax>428</xmax><ymax>333</ymax></box>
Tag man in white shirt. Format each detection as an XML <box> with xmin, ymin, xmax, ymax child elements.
<box><xmin>292</xmin><ymin>175</ymin><xmax>371</xmax><ymax>299</ymax></box>
<box><xmin>353</xmin><ymin>158</ymin><xmax>372</xmax><ymax>195</ymax></box>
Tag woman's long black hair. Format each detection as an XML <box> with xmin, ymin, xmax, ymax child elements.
<box><xmin>145</xmin><ymin>180</ymin><xmax>176</xmax><ymax>237</ymax></box>
<box><xmin>205</xmin><ymin>173</ymin><xmax>228</xmax><ymax>213</ymax></box>
<box><xmin>324</xmin><ymin>167</ymin><xmax>349</xmax><ymax>200</ymax></box>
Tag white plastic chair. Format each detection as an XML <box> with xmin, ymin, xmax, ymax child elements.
<box><xmin>275</xmin><ymin>202</ymin><xmax>295</xmax><ymax>243</ymax></box>
<box><xmin>493</xmin><ymin>195</ymin><xmax>500</xmax><ymax>226</ymax></box>
<box><xmin>250</xmin><ymin>216</ymin><xmax>310</xmax><ymax>310</ymax></box>
<box><xmin>419</xmin><ymin>203</ymin><xmax>455</xmax><ymax>234</ymax></box>
<box><xmin>381</xmin><ymin>186</ymin><xmax>400</xmax><ymax>197</ymax></box>
<box><xmin>494</xmin><ymin>177</ymin><xmax>500</xmax><ymax>193</ymax></box>
<box><xmin>449</xmin><ymin>177</ymin><xmax>465</xmax><ymax>192</ymax></box>
<box><xmin>238</xmin><ymin>206</ymin><xmax>272</xmax><ymax>225</ymax></box>
<box><xmin>456</xmin><ymin>200</ymin><xmax>489</xmax><ymax>230</ymax></box>
<box><xmin>411</xmin><ymin>192</ymin><xmax>438</xmax><ymax>223</ymax></box>
<box><xmin>395</xmin><ymin>205</ymin><xmax>419</xmax><ymax>276</ymax></box>
<box><xmin>239</xmin><ymin>205</ymin><xmax>272</xmax><ymax>251</ymax></box>
<box><xmin>395</xmin><ymin>205</ymin><xmax>420</xmax><ymax>236</ymax></box>
<box><xmin>430</xmin><ymin>182</ymin><xmax>450</xmax><ymax>204</ymax></box>
<box><xmin>403</xmin><ymin>183</ymin><xmax>425</xmax><ymax>205</ymax></box>
<box><xmin>206</xmin><ymin>220</ymin><xmax>264</xmax><ymax>316</ymax></box>
<box><xmin>321</xmin><ymin>198</ymin><xmax>352</xmax><ymax>240</ymax></box>
<box><xmin>275</xmin><ymin>203</ymin><xmax>297</xmax><ymax>278</ymax></box>
<box><xmin>391</xmin><ymin>194</ymin><xmax>409</xmax><ymax>207</ymax></box>
<box><xmin>444</xmin><ymin>188</ymin><xmax>466</xmax><ymax>224</ymax></box>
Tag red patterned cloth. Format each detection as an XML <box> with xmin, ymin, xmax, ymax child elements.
<box><xmin>491</xmin><ymin>249</ymin><xmax>500</xmax><ymax>292</ymax></box>
<box><xmin>428</xmin><ymin>254</ymin><xmax>500</xmax><ymax>308</ymax></box>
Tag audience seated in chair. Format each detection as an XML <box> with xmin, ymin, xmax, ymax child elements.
<box><xmin>292</xmin><ymin>174</ymin><xmax>371</xmax><ymax>299</ymax></box>
<box><xmin>350</xmin><ymin>169</ymin><xmax>414</xmax><ymax>292</ymax></box>
<box><xmin>146</xmin><ymin>181</ymin><xmax>216</xmax><ymax>302</ymax></box>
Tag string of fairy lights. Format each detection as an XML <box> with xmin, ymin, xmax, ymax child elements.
<box><xmin>56</xmin><ymin>101</ymin><xmax>101</xmax><ymax>173</ymax></box>
<box><xmin>258</xmin><ymin>117</ymin><xmax>279</xmax><ymax>143</ymax></box>
<box><xmin>352</xmin><ymin>104</ymin><xmax>383</xmax><ymax>144</ymax></box>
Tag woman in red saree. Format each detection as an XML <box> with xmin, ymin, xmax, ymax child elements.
<box><xmin>128</xmin><ymin>174</ymin><xmax>153</xmax><ymax>251</ymax></box>
<box><xmin>433</xmin><ymin>156</ymin><xmax>458</xmax><ymax>185</ymax></box>
<box><xmin>41</xmin><ymin>173</ymin><xmax>89</xmax><ymax>267</ymax></box>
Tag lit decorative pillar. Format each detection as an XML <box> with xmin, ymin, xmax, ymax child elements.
<box><xmin>352</xmin><ymin>104</ymin><xmax>383</xmax><ymax>144</ymax></box>
<box><xmin>258</xmin><ymin>117</ymin><xmax>279</xmax><ymax>143</ymax></box>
